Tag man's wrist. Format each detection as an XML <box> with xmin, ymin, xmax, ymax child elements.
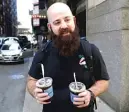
<box><xmin>87</xmin><ymin>89</ymin><xmax>97</xmax><ymax>109</ymax></box>
<box><xmin>87</xmin><ymin>89</ymin><xmax>95</xmax><ymax>99</ymax></box>
<box><xmin>87</xmin><ymin>89</ymin><xmax>95</xmax><ymax>105</ymax></box>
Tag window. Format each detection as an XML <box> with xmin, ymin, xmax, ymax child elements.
<box><xmin>6</xmin><ymin>0</ymin><xmax>9</xmax><ymax>4</ymax></box>
<box><xmin>0</xmin><ymin>4</ymin><xmax>2</xmax><ymax>9</ymax></box>
<box><xmin>39</xmin><ymin>1</ymin><xmax>45</xmax><ymax>9</ymax></box>
<box><xmin>88</xmin><ymin>0</ymin><xmax>106</xmax><ymax>9</ymax></box>
<box><xmin>0</xmin><ymin>26</ymin><xmax>2</xmax><ymax>34</ymax></box>
<box><xmin>0</xmin><ymin>15</ymin><xmax>2</xmax><ymax>22</ymax></box>
<box><xmin>2</xmin><ymin>45</ymin><xmax>10</xmax><ymax>50</ymax></box>
<box><xmin>18</xmin><ymin>46</ymin><xmax>20</xmax><ymax>50</ymax></box>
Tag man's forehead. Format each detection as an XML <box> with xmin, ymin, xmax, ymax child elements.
<box><xmin>50</xmin><ymin>11</ymin><xmax>72</xmax><ymax>22</ymax></box>
<box><xmin>47</xmin><ymin>2</ymin><xmax>73</xmax><ymax>22</ymax></box>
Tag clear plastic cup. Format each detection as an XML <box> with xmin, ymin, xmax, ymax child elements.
<box><xmin>36</xmin><ymin>77</ymin><xmax>53</xmax><ymax>101</ymax></box>
<box><xmin>69</xmin><ymin>82</ymin><xmax>86</xmax><ymax>102</ymax></box>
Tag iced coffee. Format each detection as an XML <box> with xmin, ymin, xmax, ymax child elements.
<box><xmin>69</xmin><ymin>82</ymin><xmax>86</xmax><ymax>102</ymax></box>
<box><xmin>36</xmin><ymin>77</ymin><xmax>53</xmax><ymax>101</ymax></box>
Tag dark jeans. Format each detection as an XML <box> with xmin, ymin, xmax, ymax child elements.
<box><xmin>42</xmin><ymin>103</ymin><xmax>94</xmax><ymax>112</ymax></box>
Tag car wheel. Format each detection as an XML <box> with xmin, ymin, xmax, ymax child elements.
<box><xmin>18</xmin><ymin>59</ymin><xmax>24</xmax><ymax>64</ymax></box>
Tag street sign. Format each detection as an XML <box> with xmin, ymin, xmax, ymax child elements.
<box><xmin>33</xmin><ymin>18</ymin><xmax>40</xmax><ymax>26</ymax></box>
<box><xmin>33</xmin><ymin>5</ymin><xmax>39</xmax><ymax>15</ymax></box>
<box><xmin>33</xmin><ymin>0</ymin><xmax>39</xmax><ymax>5</ymax></box>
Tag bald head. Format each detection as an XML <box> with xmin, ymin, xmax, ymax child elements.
<box><xmin>47</xmin><ymin>2</ymin><xmax>73</xmax><ymax>23</ymax></box>
<box><xmin>46</xmin><ymin>3</ymin><xmax>79</xmax><ymax>56</ymax></box>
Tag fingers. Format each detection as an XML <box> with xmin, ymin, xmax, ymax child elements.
<box><xmin>37</xmin><ymin>92</ymin><xmax>48</xmax><ymax>98</ymax></box>
<box><xmin>78</xmin><ymin>90</ymin><xmax>88</xmax><ymax>97</ymax></box>
<box><xmin>34</xmin><ymin>88</ymin><xmax>48</xmax><ymax>97</ymax></box>
<box><xmin>73</xmin><ymin>101</ymin><xmax>85</xmax><ymax>105</ymax></box>
<box><xmin>34</xmin><ymin>87</ymin><xmax>43</xmax><ymax>93</ymax></box>
<box><xmin>37</xmin><ymin>95</ymin><xmax>51</xmax><ymax>102</ymax></box>
<box><xmin>37</xmin><ymin>100</ymin><xmax>51</xmax><ymax>104</ymax></box>
<box><xmin>74</xmin><ymin>96</ymin><xmax>86</xmax><ymax>102</ymax></box>
<box><xmin>73</xmin><ymin>90</ymin><xmax>91</xmax><ymax>108</ymax></box>
<box><xmin>76</xmin><ymin>103</ymin><xmax>87</xmax><ymax>108</ymax></box>
<box><xmin>73</xmin><ymin>98</ymin><xmax>90</xmax><ymax>108</ymax></box>
<box><xmin>34</xmin><ymin>87</ymin><xmax>51</xmax><ymax>104</ymax></box>
<box><xmin>76</xmin><ymin>99</ymin><xmax>90</xmax><ymax>108</ymax></box>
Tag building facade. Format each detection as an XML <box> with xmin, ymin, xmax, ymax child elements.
<box><xmin>67</xmin><ymin>0</ymin><xmax>86</xmax><ymax>37</ymax></box>
<box><xmin>32</xmin><ymin>0</ymin><xmax>48</xmax><ymax>37</ymax></box>
<box><xmin>0</xmin><ymin>0</ymin><xmax>4</xmax><ymax>36</ymax></box>
<box><xmin>86</xmin><ymin>0</ymin><xmax>129</xmax><ymax>112</ymax></box>
<box><xmin>0</xmin><ymin>0</ymin><xmax>17</xmax><ymax>37</ymax></box>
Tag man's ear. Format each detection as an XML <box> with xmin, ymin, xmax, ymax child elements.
<box><xmin>73</xmin><ymin>16</ymin><xmax>76</xmax><ymax>24</ymax></box>
<box><xmin>47</xmin><ymin>23</ymin><xmax>51</xmax><ymax>31</ymax></box>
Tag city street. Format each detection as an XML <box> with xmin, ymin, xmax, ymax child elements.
<box><xmin>0</xmin><ymin>0</ymin><xmax>129</xmax><ymax>111</ymax></box>
<box><xmin>0</xmin><ymin>58</ymin><xmax>31</xmax><ymax>112</ymax></box>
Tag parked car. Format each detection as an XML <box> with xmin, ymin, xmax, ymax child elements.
<box><xmin>4</xmin><ymin>37</ymin><xmax>19</xmax><ymax>42</ymax></box>
<box><xmin>0</xmin><ymin>37</ymin><xmax>7</xmax><ymax>48</ymax></box>
<box><xmin>0</xmin><ymin>38</ymin><xmax>2</xmax><ymax>48</ymax></box>
<box><xmin>17</xmin><ymin>36</ymin><xmax>31</xmax><ymax>49</ymax></box>
<box><xmin>31</xmin><ymin>37</ymin><xmax>37</xmax><ymax>48</ymax></box>
<box><xmin>0</xmin><ymin>42</ymin><xmax>24</xmax><ymax>63</ymax></box>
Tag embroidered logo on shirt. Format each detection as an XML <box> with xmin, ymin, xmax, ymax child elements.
<box><xmin>79</xmin><ymin>55</ymin><xmax>87</xmax><ymax>69</ymax></box>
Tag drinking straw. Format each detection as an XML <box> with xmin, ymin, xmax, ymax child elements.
<box><xmin>73</xmin><ymin>72</ymin><xmax>78</xmax><ymax>89</ymax></box>
<box><xmin>41</xmin><ymin>64</ymin><xmax>44</xmax><ymax>78</ymax></box>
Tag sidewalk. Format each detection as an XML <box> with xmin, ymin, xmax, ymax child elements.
<box><xmin>23</xmin><ymin>90</ymin><xmax>116</xmax><ymax>112</ymax></box>
<box><xmin>23</xmin><ymin>90</ymin><xmax>43</xmax><ymax>112</ymax></box>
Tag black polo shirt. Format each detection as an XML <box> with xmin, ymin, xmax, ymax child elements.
<box><xmin>28</xmin><ymin>42</ymin><xmax>109</xmax><ymax>112</ymax></box>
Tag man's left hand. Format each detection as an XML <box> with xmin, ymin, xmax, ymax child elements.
<box><xmin>73</xmin><ymin>90</ymin><xmax>91</xmax><ymax>108</ymax></box>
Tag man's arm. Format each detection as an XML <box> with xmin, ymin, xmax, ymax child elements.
<box><xmin>73</xmin><ymin>44</ymin><xmax>109</xmax><ymax>108</ymax></box>
<box><xmin>27</xmin><ymin>75</ymin><xmax>51</xmax><ymax>104</ymax></box>
<box><xmin>27</xmin><ymin>75</ymin><xmax>38</xmax><ymax>98</ymax></box>
<box><xmin>73</xmin><ymin>80</ymin><xmax>109</xmax><ymax>108</ymax></box>
<box><xmin>90</xmin><ymin>44</ymin><xmax>110</xmax><ymax>97</ymax></box>
<box><xmin>88</xmin><ymin>80</ymin><xmax>109</xmax><ymax>97</ymax></box>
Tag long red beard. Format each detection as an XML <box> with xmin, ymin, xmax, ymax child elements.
<box><xmin>51</xmin><ymin>26</ymin><xmax>80</xmax><ymax>57</ymax></box>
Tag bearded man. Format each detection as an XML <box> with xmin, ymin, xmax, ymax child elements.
<box><xmin>27</xmin><ymin>2</ymin><xmax>109</xmax><ymax>112</ymax></box>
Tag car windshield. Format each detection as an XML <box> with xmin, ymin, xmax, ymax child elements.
<box><xmin>2</xmin><ymin>45</ymin><xmax>10</xmax><ymax>50</ymax></box>
<box><xmin>1</xmin><ymin>44</ymin><xmax>20</xmax><ymax>50</ymax></box>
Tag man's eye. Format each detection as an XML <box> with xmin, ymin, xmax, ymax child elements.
<box><xmin>65</xmin><ymin>19</ymin><xmax>70</xmax><ymax>22</ymax></box>
<box><xmin>54</xmin><ymin>21</ymin><xmax>60</xmax><ymax>25</ymax></box>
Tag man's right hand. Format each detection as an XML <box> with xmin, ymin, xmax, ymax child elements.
<box><xmin>34</xmin><ymin>87</ymin><xmax>51</xmax><ymax>104</ymax></box>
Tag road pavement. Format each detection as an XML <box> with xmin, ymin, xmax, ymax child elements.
<box><xmin>0</xmin><ymin>58</ymin><xmax>30</xmax><ymax>112</ymax></box>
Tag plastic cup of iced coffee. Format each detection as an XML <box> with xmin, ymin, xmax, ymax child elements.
<box><xmin>36</xmin><ymin>77</ymin><xmax>53</xmax><ymax>101</ymax></box>
<box><xmin>69</xmin><ymin>82</ymin><xmax>86</xmax><ymax>102</ymax></box>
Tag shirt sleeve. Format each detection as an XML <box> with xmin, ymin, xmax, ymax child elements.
<box><xmin>91</xmin><ymin>44</ymin><xmax>110</xmax><ymax>81</ymax></box>
<box><xmin>28</xmin><ymin>51</ymin><xmax>43</xmax><ymax>79</ymax></box>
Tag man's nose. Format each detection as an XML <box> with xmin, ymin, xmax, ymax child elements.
<box><xmin>60</xmin><ymin>21</ymin><xmax>67</xmax><ymax>29</ymax></box>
